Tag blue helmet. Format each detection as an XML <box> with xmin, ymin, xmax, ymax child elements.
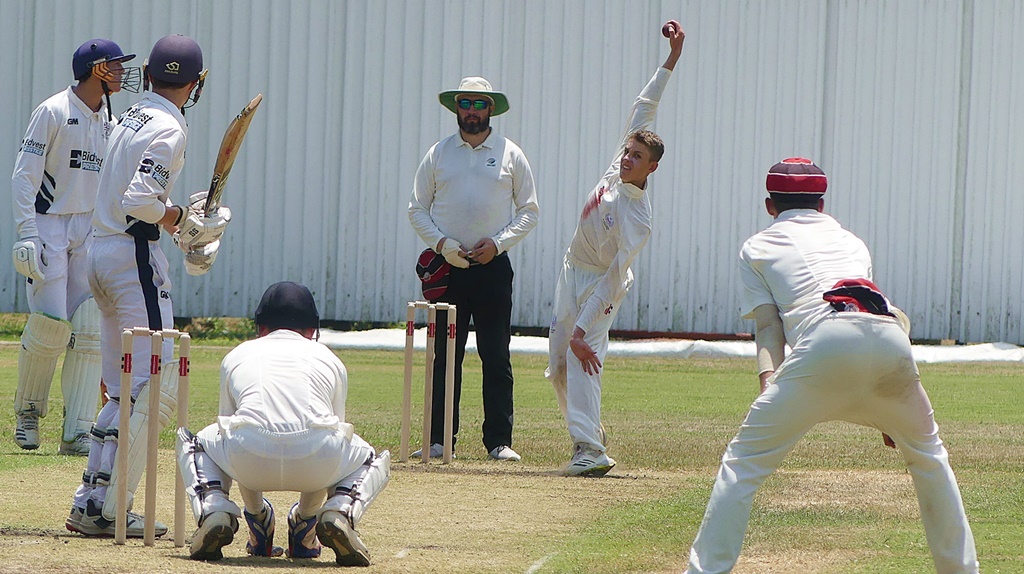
<box><xmin>147</xmin><ymin>34</ymin><xmax>203</xmax><ymax>84</ymax></box>
<box><xmin>72</xmin><ymin>39</ymin><xmax>136</xmax><ymax>81</ymax></box>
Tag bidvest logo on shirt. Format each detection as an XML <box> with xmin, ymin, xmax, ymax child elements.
<box><xmin>121</xmin><ymin>106</ymin><xmax>154</xmax><ymax>132</ymax></box>
<box><xmin>70</xmin><ymin>150</ymin><xmax>102</xmax><ymax>172</ymax></box>
<box><xmin>20</xmin><ymin>138</ymin><xmax>45</xmax><ymax>156</ymax></box>
<box><xmin>138</xmin><ymin>158</ymin><xmax>170</xmax><ymax>189</ymax></box>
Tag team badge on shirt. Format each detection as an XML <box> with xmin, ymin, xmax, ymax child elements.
<box><xmin>603</xmin><ymin>214</ymin><xmax>615</xmax><ymax>229</ymax></box>
<box><xmin>486</xmin><ymin>157</ymin><xmax>497</xmax><ymax>167</ymax></box>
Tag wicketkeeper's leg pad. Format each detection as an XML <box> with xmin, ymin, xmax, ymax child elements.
<box><xmin>177</xmin><ymin>427</ymin><xmax>241</xmax><ymax>524</ymax></box>
<box><xmin>319</xmin><ymin>450</ymin><xmax>390</xmax><ymax>527</ymax></box>
<box><xmin>15</xmin><ymin>312</ymin><xmax>72</xmax><ymax>417</ymax></box>
<box><xmin>60</xmin><ymin>298</ymin><xmax>102</xmax><ymax>442</ymax></box>
<box><xmin>101</xmin><ymin>361</ymin><xmax>178</xmax><ymax>521</ymax></box>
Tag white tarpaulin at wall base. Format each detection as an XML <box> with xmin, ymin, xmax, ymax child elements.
<box><xmin>2</xmin><ymin>1</ymin><xmax>1024</xmax><ymax>344</ymax></box>
<box><xmin>319</xmin><ymin>328</ymin><xmax>1024</xmax><ymax>364</ymax></box>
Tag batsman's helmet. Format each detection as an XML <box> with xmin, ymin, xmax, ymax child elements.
<box><xmin>72</xmin><ymin>39</ymin><xmax>139</xmax><ymax>92</ymax></box>
<box><xmin>255</xmin><ymin>281</ymin><xmax>320</xmax><ymax>331</ymax></box>
<box><xmin>147</xmin><ymin>34</ymin><xmax>204</xmax><ymax>84</ymax></box>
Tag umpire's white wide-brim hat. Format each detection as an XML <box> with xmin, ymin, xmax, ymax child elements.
<box><xmin>438</xmin><ymin>76</ymin><xmax>509</xmax><ymax>116</ymax></box>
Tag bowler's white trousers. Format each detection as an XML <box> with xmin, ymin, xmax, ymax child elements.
<box><xmin>546</xmin><ymin>256</ymin><xmax>631</xmax><ymax>452</ymax></box>
<box><xmin>687</xmin><ymin>313</ymin><xmax>979</xmax><ymax>574</ymax></box>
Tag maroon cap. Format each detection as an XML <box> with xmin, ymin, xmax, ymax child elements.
<box><xmin>766</xmin><ymin>157</ymin><xmax>827</xmax><ymax>194</ymax></box>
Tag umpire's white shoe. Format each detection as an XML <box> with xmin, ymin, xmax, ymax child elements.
<box><xmin>190</xmin><ymin>511</ymin><xmax>238</xmax><ymax>561</ymax></box>
<box><xmin>488</xmin><ymin>445</ymin><xmax>521</xmax><ymax>461</ymax></box>
<box><xmin>564</xmin><ymin>443</ymin><xmax>616</xmax><ymax>477</ymax></box>
<box><xmin>67</xmin><ymin>499</ymin><xmax>168</xmax><ymax>538</ymax></box>
<box><xmin>410</xmin><ymin>443</ymin><xmax>454</xmax><ymax>459</ymax></box>
<box><xmin>316</xmin><ymin>511</ymin><xmax>370</xmax><ymax>566</ymax></box>
<box><xmin>14</xmin><ymin>412</ymin><xmax>39</xmax><ymax>450</ymax></box>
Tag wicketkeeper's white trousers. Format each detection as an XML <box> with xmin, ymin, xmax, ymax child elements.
<box><xmin>687</xmin><ymin>313</ymin><xmax>979</xmax><ymax>574</ymax></box>
<box><xmin>546</xmin><ymin>257</ymin><xmax>629</xmax><ymax>453</ymax></box>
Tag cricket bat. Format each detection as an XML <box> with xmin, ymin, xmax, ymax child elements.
<box><xmin>203</xmin><ymin>93</ymin><xmax>263</xmax><ymax>213</ymax></box>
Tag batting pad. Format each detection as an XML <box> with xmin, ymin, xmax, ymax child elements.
<box><xmin>320</xmin><ymin>450</ymin><xmax>391</xmax><ymax>526</ymax></box>
<box><xmin>61</xmin><ymin>299</ymin><xmax>102</xmax><ymax>441</ymax></box>
<box><xmin>101</xmin><ymin>362</ymin><xmax>178</xmax><ymax>521</ymax></box>
<box><xmin>176</xmin><ymin>428</ymin><xmax>241</xmax><ymax>523</ymax></box>
<box><xmin>15</xmin><ymin>312</ymin><xmax>72</xmax><ymax>416</ymax></box>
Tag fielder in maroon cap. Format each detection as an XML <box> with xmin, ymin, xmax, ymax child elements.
<box><xmin>682</xmin><ymin>158</ymin><xmax>978</xmax><ymax>573</ymax></box>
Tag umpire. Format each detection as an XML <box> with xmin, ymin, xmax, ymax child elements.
<box><xmin>408</xmin><ymin>77</ymin><xmax>539</xmax><ymax>461</ymax></box>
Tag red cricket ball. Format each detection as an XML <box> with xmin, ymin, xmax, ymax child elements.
<box><xmin>662</xmin><ymin>23</ymin><xmax>675</xmax><ymax>37</ymax></box>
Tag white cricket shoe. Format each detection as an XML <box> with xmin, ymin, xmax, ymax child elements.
<box><xmin>190</xmin><ymin>511</ymin><xmax>238</xmax><ymax>561</ymax></box>
<box><xmin>488</xmin><ymin>445</ymin><xmax>521</xmax><ymax>461</ymax></box>
<box><xmin>66</xmin><ymin>499</ymin><xmax>168</xmax><ymax>538</ymax></box>
<box><xmin>15</xmin><ymin>412</ymin><xmax>39</xmax><ymax>450</ymax></box>
<box><xmin>316</xmin><ymin>510</ymin><xmax>370</xmax><ymax>566</ymax></box>
<box><xmin>564</xmin><ymin>443</ymin><xmax>616</xmax><ymax>477</ymax></box>
<box><xmin>59</xmin><ymin>433</ymin><xmax>91</xmax><ymax>456</ymax></box>
<box><xmin>410</xmin><ymin>443</ymin><xmax>454</xmax><ymax>459</ymax></box>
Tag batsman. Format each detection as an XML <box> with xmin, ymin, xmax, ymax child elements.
<box><xmin>66</xmin><ymin>34</ymin><xmax>232</xmax><ymax>538</ymax></box>
<box><xmin>11</xmin><ymin>38</ymin><xmax>139</xmax><ymax>455</ymax></box>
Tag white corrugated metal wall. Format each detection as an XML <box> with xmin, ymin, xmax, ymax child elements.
<box><xmin>1</xmin><ymin>0</ymin><xmax>1022</xmax><ymax>344</ymax></box>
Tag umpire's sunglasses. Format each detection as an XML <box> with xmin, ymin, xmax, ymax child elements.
<box><xmin>458</xmin><ymin>98</ymin><xmax>491</xmax><ymax>111</ymax></box>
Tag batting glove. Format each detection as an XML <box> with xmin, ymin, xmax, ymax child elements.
<box><xmin>183</xmin><ymin>240</ymin><xmax>221</xmax><ymax>276</ymax></box>
<box><xmin>12</xmin><ymin>236</ymin><xmax>45</xmax><ymax>282</ymax></box>
<box><xmin>440</xmin><ymin>238</ymin><xmax>470</xmax><ymax>269</ymax></box>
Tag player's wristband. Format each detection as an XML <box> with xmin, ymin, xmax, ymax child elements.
<box><xmin>171</xmin><ymin>205</ymin><xmax>186</xmax><ymax>227</ymax></box>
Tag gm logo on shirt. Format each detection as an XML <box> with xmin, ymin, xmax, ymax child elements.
<box><xmin>67</xmin><ymin>118</ymin><xmax>79</xmax><ymax>125</ymax></box>
<box><xmin>70</xmin><ymin>150</ymin><xmax>102</xmax><ymax>172</ymax></box>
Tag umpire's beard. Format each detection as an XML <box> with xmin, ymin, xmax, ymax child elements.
<box><xmin>458</xmin><ymin>114</ymin><xmax>490</xmax><ymax>135</ymax></box>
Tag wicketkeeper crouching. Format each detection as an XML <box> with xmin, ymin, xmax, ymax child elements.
<box><xmin>177</xmin><ymin>281</ymin><xmax>390</xmax><ymax>565</ymax></box>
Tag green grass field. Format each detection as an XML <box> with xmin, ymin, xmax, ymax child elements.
<box><xmin>0</xmin><ymin>339</ymin><xmax>1021</xmax><ymax>573</ymax></box>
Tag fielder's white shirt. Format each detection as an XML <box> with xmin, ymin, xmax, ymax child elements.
<box><xmin>219</xmin><ymin>329</ymin><xmax>348</xmax><ymax>433</ymax></box>
<box><xmin>11</xmin><ymin>86</ymin><xmax>117</xmax><ymax>239</ymax></box>
<box><xmin>409</xmin><ymin>129</ymin><xmax>539</xmax><ymax>254</ymax></box>
<box><xmin>92</xmin><ymin>93</ymin><xmax>186</xmax><ymax>238</ymax></box>
<box><xmin>566</xmin><ymin>66</ymin><xmax>671</xmax><ymax>333</ymax></box>
<box><xmin>739</xmin><ymin>209</ymin><xmax>873</xmax><ymax>345</ymax></box>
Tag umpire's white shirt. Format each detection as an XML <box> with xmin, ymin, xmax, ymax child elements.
<box><xmin>739</xmin><ymin>209</ymin><xmax>872</xmax><ymax>344</ymax></box>
<box><xmin>12</xmin><ymin>87</ymin><xmax>116</xmax><ymax>238</ymax></box>
<box><xmin>409</xmin><ymin>129</ymin><xmax>539</xmax><ymax>254</ymax></box>
<box><xmin>92</xmin><ymin>93</ymin><xmax>186</xmax><ymax>238</ymax></box>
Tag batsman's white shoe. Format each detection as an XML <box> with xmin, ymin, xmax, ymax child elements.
<box><xmin>190</xmin><ymin>511</ymin><xmax>238</xmax><ymax>561</ymax></box>
<box><xmin>316</xmin><ymin>510</ymin><xmax>370</xmax><ymax>567</ymax></box>
<box><xmin>67</xmin><ymin>499</ymin><xmax>168</xmax><ymax>538</ymax></box>
<box><xmin>14</xmin><ymin>412</ymin><xmax>40</xmax><ymax>450</ymax></box>
<box><xmin>58</xmin><ymin>433</ymin><xmax>91</xmax><ymax>456</ymax></box>
<box><xmin>410</xmin><ymin>443</ymin><xmax>454</xmax><ymax>459</ymax></box>
<box><xmin>488</xmin><ymin>445</ymin><xmax>521</xmax><ymax>461</ymax></box>
<box><xmin>564</xmin><ymin>443</ymin><xmax>616</xmax><ymax>477</ymax></box>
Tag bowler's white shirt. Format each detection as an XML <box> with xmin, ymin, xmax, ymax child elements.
<box><xmin>409</xmin><ymin>129</ymin><xmax>538</xmax><ymax>254</ymax></box>
<box><xmin>739</xmin><ymin>209</ymin><xmax>873</xmax><ymax>345</ymax></box>
<box><xmin>11</xmin><ymin>86</ymin><xmax>116</xmax><ymax>238</ymax></box>
<box><xmin>219</xmin><ymin>329</ymin><xmax>348</xmax><ymax>433</ymax></box>
<box><xmin>92</xmin><ymin>93</ymin><xmax>187</xmax><ymax>238</ymax></box>
<box><xmin>565</xmin><ymin>66</ymin><xmax>671</xmax><ymax>332</ymax></box>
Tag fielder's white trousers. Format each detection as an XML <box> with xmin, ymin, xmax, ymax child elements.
<box><xmin>191</xmin><ymin>419</ymin><xmax>374</xmax><ymax>518</ymax></box>
<box><xmin>546</xmin><ymin>256</ymin><xmax>630</xmax><ymax>453</ymax></box>
<box><xmin>686</xmin><ymin>313</ymin><xmax>979</xmax><ymax>574</ymax></box>
<box><xmin>27</xmin><ymin>212</ymin><xmax>93</xmax><ymax>318</ymax></box>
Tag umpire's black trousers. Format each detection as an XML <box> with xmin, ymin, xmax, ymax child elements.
<box><xmin>430</xmin><ymin>252</ymin><xmax>514</xmax><ymax>453</ymax></box>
